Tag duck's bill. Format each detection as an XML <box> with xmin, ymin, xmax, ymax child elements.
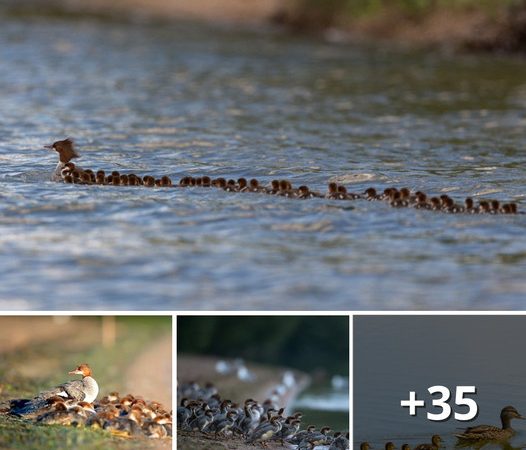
<box><xmin>43</xmin><ymin>144</ymin><xmax>54</xmax><ymax>149</ymax></box>
<box><xmin>68</xmin><ymin>369</ymin><xmax>83</xmax><ymax>375</ymax></box>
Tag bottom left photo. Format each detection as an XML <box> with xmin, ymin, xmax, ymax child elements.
<box><xmin>0</xmin><ymin>315</ymin><xmax>172</xmax><ymax>450</ymax></box>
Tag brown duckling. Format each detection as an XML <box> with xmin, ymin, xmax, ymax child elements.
<box><xmin>414</xmin><ymin>434</ymin><xmax>442</xmax><ymax>450</ymax></box>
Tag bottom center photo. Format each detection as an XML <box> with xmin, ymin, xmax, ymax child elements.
<box><xmin>177</xmin><ymin>315</ymin><xmax>350</xmax><ymax>449</ymax></box>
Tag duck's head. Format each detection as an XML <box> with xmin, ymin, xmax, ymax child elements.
<box><xmin>44</xmin><ymin>138</ymin><xmax>79</xmax><ymax>163</ymax></box>
<box><xmin>502</xmin><ymin>406</ymin><xmax>524</xmax><ymax>420</ymax></box>
<box><xmin>68</xmin><ymin>363</ymin><xmax>92</xmax><ymax>378</ymax></box>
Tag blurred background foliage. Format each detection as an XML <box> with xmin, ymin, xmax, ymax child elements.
<box><xmin>178</xmin><ymin>316</ymin><xmax>348</xmax><ymax>375</ymax></box>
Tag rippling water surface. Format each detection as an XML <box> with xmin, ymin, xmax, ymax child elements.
<box><xmin>0</xmin><ymin>15</ymin><xmax>525</xmax><ymax>310</ymax></box>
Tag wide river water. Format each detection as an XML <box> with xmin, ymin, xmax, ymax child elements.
<box><xmin>0</xmin><ymin>15</ymin><xmax>525</xmax><ymax>310</ymax></box>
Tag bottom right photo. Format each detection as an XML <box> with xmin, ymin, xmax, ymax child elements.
<box><xmin>354</xmin><ymin>315</ymin><xmax>526</xmax><ymax>450</ymax></box>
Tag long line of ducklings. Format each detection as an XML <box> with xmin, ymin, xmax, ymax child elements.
<box><xmin>58</xmin><ymin>162</ymin><xmax>520</xmax><ymax>215</ymax></box>
<box><xmin>23</xmin><ymin>391</ymin><xmax>171</xmax><ymax>440</ymax></box>
<box><xmin>177</xmin><ymin>381</ymin><xmax>348</xmax><ymax>449</ymax></box>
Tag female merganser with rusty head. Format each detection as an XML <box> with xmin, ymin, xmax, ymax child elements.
<box><xmin>44</xmin><ymin>138</ymin><xmax>80</xmax><ymax>181</ymax></box>
<box><xmin>9</xmin><ymin>363</ymin><xmax>99</xmax><ymax>415</ymax></box>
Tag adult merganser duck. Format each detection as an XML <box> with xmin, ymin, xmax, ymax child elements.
<box><xmin>9</xmin><ymin>363</ymin><xmax>98</xmax><ymax>415</ymax></box>
<box><xmin>456</xmin><ymin>406</ymin><xmax>524</xmax><ymax>442</ymax></box>
<box><xmin>44</xmin><ymin>138</ymin><xmax>80</xmax><ymax>182</ymax></box>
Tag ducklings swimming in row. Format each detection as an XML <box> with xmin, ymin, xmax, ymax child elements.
<box><xmin>46</xmin><ymin>139</ymin><xmax>520</xmax><ymax>215</ymax></box>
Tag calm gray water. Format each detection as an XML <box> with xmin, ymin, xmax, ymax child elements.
<box><xmin>354</xmin><ymin>316</ymin><xmax>526</xmax><ymax>449</ymax></box>
<box><xmin>0</xmin><ymin>15</ymin><xmax>525</xmax><ymax>309</ymax></box>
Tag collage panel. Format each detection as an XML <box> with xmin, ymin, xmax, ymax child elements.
<box><xmin>354</xmin><ymin>315</ymin><xmax>526</xmax><ymax>450</ymax></box>
<box><xmin>0</xmin><ymin>315</ymin><xmax>172</xmax><ymax>449</ymax></box>
<box><xmin>177</xmin><ymin>315</ymin><xmax>349</xmax><ymax>449</ymax></box>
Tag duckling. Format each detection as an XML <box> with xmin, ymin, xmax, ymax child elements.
<box><xmin>248</xmin><ymin>178</ymin><xmax>262</xmax><ymax>193</ymax></box>
<box><xmin>390</xmin><ymin>191</ymin><xmax>408</xmax><ymax>207</ymax></box>
<box><xmin>414</xmin><ymin>192</ymin><xmax>429</xmax><ymax>209</ymax></box>
<box><xmin>479</xmin><ymin>201</ymin><xmax>491</xmax><ymax>213</ymax></box>
<box><xmin>161</xmin><ymin>175</ymin><xmax>172</xmax><ymax>187</ymax></box>
<box><xmin>360</xmin><ymin>442</ymin><xmax>371</xmax><ymax>450</ymax></box>
<box><xmin>429</xmin><ymin>197</ymin><xmax>441</xmax><ymax>210</ymax></box>
<box><xmin>399</xmin><ymin>187</ymin><xmax>411</xmax><ymax>201</ymax></box>
<box><xmin>364</xmin><ymin>187</ymin><xmax>378</xmax><ymax>200</ymax></box>
<box><xmin>278</xmin><ymin>180</ymin><xmax>293</xmax><ymax>197</ymax></box>
<box><xmin>326</xmin><ymin>182</ymin><xmax>339</xmax><ymax>199</ymax></box>
<box><xmin>328</xmin><ymin>431</ymin><xmax>349</xmax><ymax>450</ymax></box>
<box><xmin>37</xmin><ymin>402</ymin><xmax>83</xmax><ymax>425</ymax></box>
<box><xmin>245</xmin><ymin>415</ymin><xmax>282</xmax><ymax>444</ymax></box>
<box><xmin>237</xmin><ymin>178</ymin><xmax>248</xmax><ymax>192</ymax></box>
<box><xmin>401</xmin><ymin>445</ymin><xmax>411</xmax><ymax>450</ymax></box>
<box><xmin>414</xmin><ymin>434</ymin><xmax>442</xmax><ymax>450</ymax></box>
<box><xmin>188</xmin><ymin>409</ymin><xmax>213</xmax><ymax>432</ymax></box>
<box><xmin>456</xmin><ymin>406</ymin><xmax>524</xmax><ymax>442</ymax></box>
<box><xmin>380</xmin><ymin>187</ymin><xmax>397</xmax><ymax>201</ymax></box>
<box><xmin>464</xmin><ymin>197</ymin><xmax>475</xmax><ymax>213</ymax></box>
<box><xmin>213</xmin><ymin>410</ymin><xmax>237</xmax><ymax>438</ymax></box>
<box><xmin>490</xmin><ymin>200</ymin><xmax>500</xmax><ymax>214</ymax></box>
<box><xmin>297</xmin><ymin>185</ymin><xmax>314</xmax><ymax>199</ymax></box>
<box><xmin>143</xmin><ymin>418</ymin><xmax>168</xmax><ymax>439</ymax></box>
<box><xmin>202</xmin><ymin>176</ymin><xmax>211</xmax><ymax>187</ymax></box>
<box><xmin>385</xmin><ymin>442</ymin><xmax>396</xmax><ymax>450</ymax></box>
<box><xmin>288</xmin><ymin>425</ymin><xmax>316</xmax><ymax>445</ymax></box>
<box><xmin>273</xmin><ymin>417</ymin><xmax>301</xmax><ymax>443</ymax></box>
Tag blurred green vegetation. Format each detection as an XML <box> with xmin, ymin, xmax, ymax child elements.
<box><xmin>288</xmin><ymin>0</ymin><xmax>520</xmax><ymax>27</ymax></box>
<box><xmin>178</xmin><ymin>316</ymin><xmax>348</xmax><ymax>375</ymax></box>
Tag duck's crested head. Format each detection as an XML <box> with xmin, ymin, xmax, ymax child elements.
<box><xmin>44</xmin><ymin>138</ymin><xmax>79</xmax><ymax>163</ymax></box>
<box><xmin>68</xmin><ymin>363</ymin><xmax>92</xmax><ymax>377</ymax></box>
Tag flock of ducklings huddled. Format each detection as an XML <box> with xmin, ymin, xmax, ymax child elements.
<box><xmin>58</xmin><ymin>161</ymin><xmax>519</xmax><ymax>215</ymax></box>
<box><xmin>177</xmin><ymin>381</ymin><xmax>348</xmax><ymax>449</ymax></box>
<box><xmin>18</xmin><ymin>392</ymin><xmax>171</xmax><ymax>440</ymax></box>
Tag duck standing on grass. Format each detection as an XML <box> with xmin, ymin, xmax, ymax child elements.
<box><xmin>9</xmin><ymin>363</ymin><xmax>98</xmax><ymax>416</ymax></box>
